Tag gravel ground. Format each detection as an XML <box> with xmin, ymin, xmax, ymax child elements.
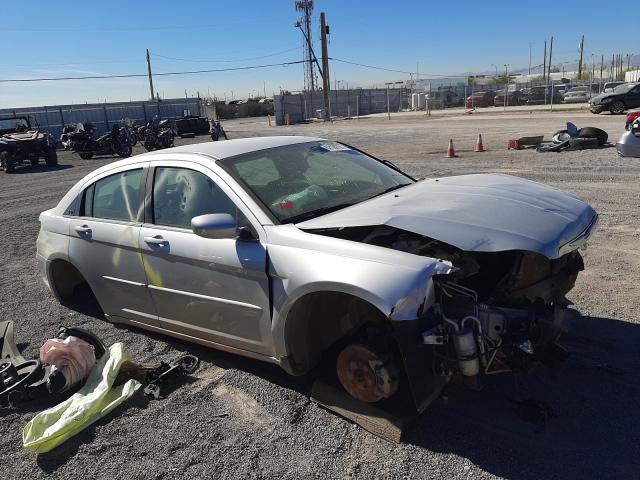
<box><xmin>1</xmin><ymin>110</ymin><xmax>639</xmax><ymax>479</ymax></box>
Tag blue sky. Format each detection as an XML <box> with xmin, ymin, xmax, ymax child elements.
<box><xmin>1</xmin><ymin>0</ymin><xmax>637</xmax><ymax>107</ymax></box>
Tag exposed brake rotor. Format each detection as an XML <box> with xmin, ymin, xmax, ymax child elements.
<box><xmin>336</xmin><ymin>344</ymin><xmax>399</xmax><ymax>403</ymax></box>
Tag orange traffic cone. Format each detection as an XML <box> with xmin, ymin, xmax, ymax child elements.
<box><xmin>475</xmin><ymin>133</ymin><xmax>485</xmax><ymax>152</ymax></box>
<box><xmin>445</xmin><ymin>138</ymin><xmax>458</xmax><ymax>158</ymax></box>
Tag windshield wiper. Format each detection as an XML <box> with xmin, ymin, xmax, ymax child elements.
<box><xmin>285</xmin><ymin>203</ymin><xmax>356</xmax><ymax>224</ymax></box>
<box><xmin>367</xmin><ymin>183</ymin><xmax>408</xmax><ymax>200</ymax></box>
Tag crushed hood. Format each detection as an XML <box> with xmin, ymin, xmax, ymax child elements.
<box><xmin>298</xmin><ymin>174</ymin><xmax>597</xmax><ymax>259</ymax></box>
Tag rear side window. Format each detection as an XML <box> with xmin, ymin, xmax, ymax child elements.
<box><xmin>90</xmin><ymin>169</ymin><xmax>144</xmax><ymax>222</ymax></box>
<box><xmin>152</xmin><ymin>167</ymin><xmax>238</xmax><ymax>229</ymax></box>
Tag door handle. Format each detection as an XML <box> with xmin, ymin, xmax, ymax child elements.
<box><xmin>74</xmin><ymin>225</ymin><xmax>92</xmax><ymax>234</ymax></box>
<box><xmin>143</xmin><ymin>235</ymin><xmax>167</xmax><ymax>246</ymax></box>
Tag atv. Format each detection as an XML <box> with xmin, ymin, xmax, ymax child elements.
<box><xmin>0</xmin><ymin>116</ymin><xmax>58</xmax><ymax>174</ymax></box>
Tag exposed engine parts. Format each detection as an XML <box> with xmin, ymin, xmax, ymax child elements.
<box><xmin>424</xmin><ymin>275</ymin><xmax>573</xmax><ymax>386</ymax></box>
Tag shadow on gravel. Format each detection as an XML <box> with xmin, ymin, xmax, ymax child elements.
<box><xmin>51</xmin><ymin>292</ymin><xmax>640</xmax><ymax>479</ymax></box>
<box><xmin>11</xmin><ymin>165</ymin><xmax>73</xmax><ymax>174</ymax></box>
<box><xmin>404</xmin><ymin>314</ymin><xmax>640</xmax><ymax>480</ymax></box>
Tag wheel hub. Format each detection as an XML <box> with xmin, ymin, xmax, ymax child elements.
<box><xmin>336</xmin><ymin>344</ymin><xmax>399</xmax><ymax>403</ymax></box>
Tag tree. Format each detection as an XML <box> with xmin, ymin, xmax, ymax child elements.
<box><xmin>492</xmin><ymin>74</ymin><xmax>515</xmax><ymax>84</ymax></box>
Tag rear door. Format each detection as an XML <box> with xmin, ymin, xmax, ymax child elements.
<box><xmin>68</xmin><ymin>164</ymin><xmax>158</xmax><ymax>325</ymax></box>
<box><xmin>138</xmin><ymin>161</ymin><xmax>273</xmax><ymax>356</ymax></box>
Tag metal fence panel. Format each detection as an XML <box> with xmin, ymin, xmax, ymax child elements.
<box><xmin>0</xmin><ymin>98</ymin><xmax>201</xmax><ymax>142</ymax></box>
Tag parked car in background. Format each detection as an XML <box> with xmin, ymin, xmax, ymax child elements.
<box><xmin>602</xmin><ymin>81</ymin><xmax>624</xmax><ymax>93</ymax></box>
<box><xmin>493</xmin><ymin>90</ymin><xmax>525</xmax><ymax>106</ymax></box>
<box><xmin>36</xmin><ymin>136</ymin><xmax>598</xmax><ymax>411</ymax></box>
<box><xmin>525</xmin><ymin>86</ymin><xmax>563</xmax><ymax>105</ymax></box>
<box><xmin>562</xmin><ymin>86</ymin><xmax>592</xmax><ymax>104</ymax></box>
<box><xmin>465</xmin><ymin>90</ymin><xmax>496</xmax><ymax>108</ymax></box>
<box><xmin>625</xmin><ymin>108</ymin><xmax>640</xmax><ymax>129</ymax></box>
<box><xmin>590</xmin><ymin>83</ymin><xmax>640</xmax><ymax>114</ymax></box>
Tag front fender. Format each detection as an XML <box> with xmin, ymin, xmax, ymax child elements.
<box><xmin>267</xmin><ymin>241</ymin><xmax>452</xmax><ymax>359</ymax></box>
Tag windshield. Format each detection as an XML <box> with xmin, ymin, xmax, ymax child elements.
<box><xmin>613</xmin><ymin>83</ymin><xmax>636</xmax><ymax>93</ymax></box>
<box><xmin>221</xmin><ymin>141</ymin><xmax>414</xmax><ymax>223</ymax></box>
<box><xmin>0</xmin><ymin>118</ymin><xmax>29</xmax><ymax>131</ymax></box>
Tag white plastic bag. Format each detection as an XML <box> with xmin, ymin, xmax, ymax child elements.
<box><xmin>39</xmin><ymin>336</ymin><xmax>96</xmax><ymax>390</ymax></box>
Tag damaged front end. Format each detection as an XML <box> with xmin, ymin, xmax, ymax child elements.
<box><xmin>314</xmin><ymin>224</ymin><xmax>588</xmax><ymax>413</ymax></box>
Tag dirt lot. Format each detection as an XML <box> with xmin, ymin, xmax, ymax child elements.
<box><xmin>1</xmin><ymin>110</ymin><xmax>639</xmax><ymax>479</ymax></box>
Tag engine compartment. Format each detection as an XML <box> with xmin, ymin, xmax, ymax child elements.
<box><xmin>309</xmin><ymin>225</ymin><xmax>584</xmax><ymax>382</ymax></box>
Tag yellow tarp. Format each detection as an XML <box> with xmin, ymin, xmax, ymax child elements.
<box><xmin>23</xmin><ymin>342</ymin><xmax>141</xmax><ymax>453</ymax></box>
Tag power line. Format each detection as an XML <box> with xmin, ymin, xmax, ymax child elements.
<box><xmin>0</xmin><ymin>60</ymin><xmax>306</xmax><ymax>83</ymax></box>
<box><xmin>1</xmin><ymin>16</ymin><xmax>291</xmax><ymax>32</ymax></box>
<box><xmin>331</xmin><ymin>58</ymin><xmax>468</xmax><ymax>78</ymax></box>
<box><xmin>151</xmin><ymin>46</ymin><xmax>303</xmax><ymax>64</ymax></box>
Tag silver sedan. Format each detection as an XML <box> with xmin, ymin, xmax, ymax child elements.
<box><xmin>37</xmin><ymin>136</ymin><xmax>598</xmax><ymax>410</ymax></box>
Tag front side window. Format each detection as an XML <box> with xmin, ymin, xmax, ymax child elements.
<box><xmin>222</xmin><ymin>141</ymin><xmax>413</xmax><ymax>223</ymax></box>
<box><xmin>152</xmin><ymin>167</ymin><xmax>238</xmax><ymax>229</ymax></box>
<box><xmin>91</xmin><ymin>169</ymin><xmax>143</xmax><ymax>222</ymax></box>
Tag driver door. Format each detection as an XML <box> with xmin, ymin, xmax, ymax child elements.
<box><xmin>138</xmin><ymin>161</ymin><xmax>273</xmax><ymax>356</ymax></box>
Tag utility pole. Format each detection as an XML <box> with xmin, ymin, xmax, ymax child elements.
<box><xmin>600</xmin><ymin>55</ymin><xmax>604</xmax><ymax>91</ymax></box>
<box><xmin>543</xmin><ymin>40</ymin><xmax>547</xmax><ymax>83</ymax></box>
<box><xmin>504</xmin><ymin>64</ymin><xmax>509</xmax><ymax>111</ymax></box>
<box><xmin>547</xmin><ymin>36</ymin><xmax>553</xmax><ymax>83</ymax></box>
<box><xmin>320</xmin><ymin>11</ymin><xmax>331</xmax><ymax>120</ymax></box>
<box><xmin>146</xmin><ymin>49</ymin><xmax>155</xmax><ymax>101</ymax></box>
<box><xmin>528</xmin><ymin>43</ymin><xmax>532</xmax><ymax>76</ymax></box>
<box><xmin>578</xmin><ymin>35</ymin><xmax>584</xmax><ymax>79</ymax></box>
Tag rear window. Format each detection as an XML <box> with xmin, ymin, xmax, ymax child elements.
<box><xmin>89</xmin><ymin>169</ymin><xmax>144</xmax><ymax>222</ymax></box>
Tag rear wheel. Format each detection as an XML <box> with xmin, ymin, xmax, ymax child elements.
<box><xmin>610</xmin><ymin>101</ymin><xmax>626</xmax><ymax>115</ymax></box>
<box><xmin>1</xmin><ymin>151</ymin><xmax>15</xmax><ymax>173</ymax></box>
<box><xmin>116</xmin><ymin>143</ymin><xmax>132</xmax><ymax>158</ymax></box>
<box><xmin>44</xmin><ymin>146</ymin><xmax>58</xmax><ymax>166</ymax></box>
<box><xmin>79</xmin><ymin>152</ymin><xmax>93</xmax><ymax>160</ymax></box>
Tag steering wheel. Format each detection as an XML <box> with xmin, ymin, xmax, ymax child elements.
<box><xmin>0</xmin><ymin>359</ymin><xmax>43</xmax><ymax>403</ymax></box>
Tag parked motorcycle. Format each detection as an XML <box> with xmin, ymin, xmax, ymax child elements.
<box><xmin>143</xmin><ymin>118</ymin><xmax>175</xmax><ymax>151</ymax></box>
<box><xmin>121</xmin><ymin>120</ymin><xmax>140</xmax><ymax>147</ymax></box>
<box><xmin>66</xmin><ymin>123</ymin><xmax>132</xmax><ymax>159</ymax></box>
<box><xmin>209</xmin><ymin>119</ymin><xmax>228</xmax><ymax>141</ymax></box>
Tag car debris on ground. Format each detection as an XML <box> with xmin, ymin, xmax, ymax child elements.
<box><xmin>0</xmin><ymin>321</ymin><xmax>199</xmax><ymax>453</ymax></box>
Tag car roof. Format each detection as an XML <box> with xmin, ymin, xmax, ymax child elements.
<box><xmin>140</xmin><ymin>135</ymin><xmax>325</xmax><ymax>160</ymax></box>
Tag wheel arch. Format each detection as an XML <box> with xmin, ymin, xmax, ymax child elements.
<box><xmin>48</xmin><ymin>257</ymin><xmax>91</xmax><ymax>302</ymax></box>
<box><xmin>278</xmin><ymin>288</ymin><xmax>391</xmax><ymax>375</ymax></box>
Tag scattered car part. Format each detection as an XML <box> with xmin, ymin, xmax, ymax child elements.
<box><xmin>508</xmin><ymin>136</ymin><xmax>544</xmax><ymax>149</ymax></box>
<box><xmin>143</xmin><ymin>355</ymin><xmax>200</xmax><ymax>399</ymax></box>
<box><xmin>23</xmin><ymin>342</ymin><xmax>141</xmax><ymax>453</ymax></box>
<box><xmin>0</xmin><ymin>322</ymin><xmax>106</xmax><ymax>405</ymax></box>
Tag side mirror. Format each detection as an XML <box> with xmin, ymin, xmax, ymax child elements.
<box><xmin>191</xmin><ymin>213</ymin><xmax>237</xmax><ymax>239</ymax></box>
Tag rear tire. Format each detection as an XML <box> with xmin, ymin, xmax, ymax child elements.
<box><xmin>79</xmin><ymin>152</ymin><xmax>93</xmax><ymax>160</ymax></box>
<box><xmin>116</xmin><ymin>143</ymin><xmax>132</xmax><ymax>158</ymax></box>
<box><xmin>610</xmin><ymin>101</ymin><xmax>626</xmax><ymax>115</ymax></box>
<box><xmin>1</xmin><ymin>151</ymin><xmax>15</xmax><ymax>173</ymax></box>
<box><xmin>44</xmin><ymin>146</ymin><xmax>58</xmax><ymax>166</ymax></box>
